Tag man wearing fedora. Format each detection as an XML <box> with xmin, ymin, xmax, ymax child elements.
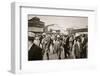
<box><xmin>28</xmin><ymin>32</ymin><xmax>43</xmax><ymax>61</ymax></box>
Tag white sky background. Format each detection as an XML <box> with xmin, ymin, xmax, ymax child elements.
<box><xmin>28</xmin><ymin>15</ymin><xmax>88</xmax><ymax>30</ymax></box>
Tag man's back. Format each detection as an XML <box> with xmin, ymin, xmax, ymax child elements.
<box><xmin>28</xmin><ymin>44</ymin><xmax>43</xmax><ymax>61</ymax></box>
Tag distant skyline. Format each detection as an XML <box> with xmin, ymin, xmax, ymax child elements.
<box><xmin>28</xmin><ymin>15</ymin><xmax>88</xmax><ymax>30</ymax></box>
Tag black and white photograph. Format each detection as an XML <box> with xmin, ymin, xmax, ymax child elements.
<box><xmin>28</xmin><ymin>15</ymin><xmax>88</xmax><ymax>61</ymax></box>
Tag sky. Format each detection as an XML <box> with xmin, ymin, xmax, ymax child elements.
<box><xmin>28</xmin><ymin>15</ymin><xmax>88</xmax><ymax>30</ymax></box>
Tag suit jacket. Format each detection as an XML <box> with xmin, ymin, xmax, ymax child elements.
<box><xmin>28</xmin><ymin>43</ymin><xmax>43</xmax><ymax>61</ymax></box>
<box><xmin>74</xmin><ymin>42</ymin><xmax>81</xmax><ymax>58</ymax></box>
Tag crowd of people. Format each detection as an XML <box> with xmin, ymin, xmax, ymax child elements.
<box><xmin>28</xmin><ymin>32</ymin><xmax>88</xmax><ymax>61</ymax></box>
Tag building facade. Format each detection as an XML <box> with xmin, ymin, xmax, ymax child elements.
<box><xmin>28</xmin><ymin>17</ymin><xmax>45</xmax><ymax>34</ymax></box>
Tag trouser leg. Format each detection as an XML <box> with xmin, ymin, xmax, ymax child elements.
<box><xmin>46</xmin><ymin>52</ymin><xmax>49</xmax><ymax>60</ymax></box>
<box><xmin>64</xmin><ymin>49</ymin><xmax>67</xmax><ymax>58</ymax></box>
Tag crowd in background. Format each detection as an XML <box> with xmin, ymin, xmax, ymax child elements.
<box><xmin>28</xmin><ymin>32</ymin><xmax>88</xmax><ymax>61</ymax></box>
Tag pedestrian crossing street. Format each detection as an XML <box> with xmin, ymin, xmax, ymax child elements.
<box><xmin>43</xmin><ymin>44</ymin><xmax>65</xmax><ymax>60</ymax></box>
